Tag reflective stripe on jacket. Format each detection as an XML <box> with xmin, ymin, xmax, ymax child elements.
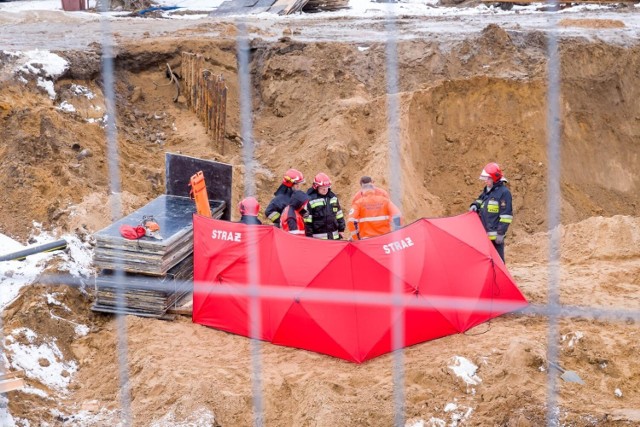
<box><xmin>280</xmin><ymin>206</ymin><xmax>307</xmax><ymax>235</ymax></box>
<box><xmin>265</xmin><ymin>184</ymin><xmax>295</xmax><ymax>228</ymax></box>
<box><xmin>347</xmin><ymin>188</ymin><xmax>402</xmax><ymax>240</ymax></box>
<box><xmin>472</xmin><ymin>182</ymin><xmax>513</xmax><ymax>239</ymax></box>
<box><xmin>305</xmin><ymin>188</ymin><xmax>345</xmax><ymax>240</ymax></box>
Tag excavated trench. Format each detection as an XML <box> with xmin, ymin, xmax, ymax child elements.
<box><xmin>2</xmin><ymin>17</ymin><xmax>640</xmax><ymax>426</ymax></box>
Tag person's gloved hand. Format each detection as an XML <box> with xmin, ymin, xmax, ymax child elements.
<box><xmin>469</xmin><ymin>205</ymin><xmax>478</xmax><ymax>212</ymax></box>
<box><xmin>495</xmin><ymin>234</ymin><xmax>505</xmax><ymax>245</ymax></box>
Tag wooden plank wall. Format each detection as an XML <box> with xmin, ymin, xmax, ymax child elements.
<box><xmin>181</xmin><ymin>53</ymin><xmax>228</xmax><ymax>153</ymax></box>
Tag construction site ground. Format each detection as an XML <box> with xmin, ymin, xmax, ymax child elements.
<box><xmin>1</xmin><ymin>3</ymin><xmax>640</xmax><ymax>426</ymax></box>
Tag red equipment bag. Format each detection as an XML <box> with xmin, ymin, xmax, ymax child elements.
<box><xmin>119</xmin><ymin>225</ymin><xmax>146</xmax><ymax>240</ymax></box>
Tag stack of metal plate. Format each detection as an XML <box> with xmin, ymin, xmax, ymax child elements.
<box><xmin>92</xmin><ymin>255</ymin><xmax>194</xmax><ymax>317</ymax></box>
<box><xmin>92</xmin><ymin>194</ymin><xmax>225</xmax><ymax>317</ymax></box>
<box><xmin>93</xmin><ymin>195</ymin><xmax>224</xmax><ymax>275</ymax></box>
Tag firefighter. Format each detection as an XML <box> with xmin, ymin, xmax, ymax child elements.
<box><xmin>305</xmin><ymin>172</ymin><xmax>346</xmax><ymax>240</ymax></box>
<box><xmin>350</xmin><ymin>176</ymin><xmax>389</xmax><ymax>205</ymax></box>
<box><xmin>347</xmin><ymin>180</ymin><xmax>402</xmax><ymax>240</ymax></box>
<box><xmin>469</xmin><ymin>162</ymin><xmax>513</xmax><ymax>263</ymax></box>
<box><xmin>280</xmin><ymin>190</ymin><xmax>310</xmax><ymax>236</ymax></box>
<box><xmin>265</xmin><ymin>168</ymin><xmax>305</xmax><ymax>228</ymax></box>
<box><xmin>238</xmin><ymin>196</ymin><xmax>262</xmax><ymax>225</ymax></box>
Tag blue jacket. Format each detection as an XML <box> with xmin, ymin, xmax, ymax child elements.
<box><xmin>305</xmin><ymin>187</ymin><xmax>345</xmax><ymax>239</ymax></box>
<box><xmin>265</xmin><ymin>184</ymin><xmax>295</xmax><ymax>227</ymax></box>
<box><xmin>471</xmin><ymin>182</ymin><xmax>513</xmax><ymax>240</ymax></box>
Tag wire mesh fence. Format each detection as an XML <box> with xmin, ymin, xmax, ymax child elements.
<box><xmin>2</xmin><ymin>3</ymin><xmax>639</xmax><ymax>426</ymax></box>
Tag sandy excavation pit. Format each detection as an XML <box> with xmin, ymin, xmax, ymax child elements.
<box><xmin>1</xmin><ymin>5</ymin><xmax>640</xmax><ymax>426</ymax></box>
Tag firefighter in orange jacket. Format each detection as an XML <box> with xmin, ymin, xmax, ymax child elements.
<box><xmin>350</xmin><ymin>176</ymin><xmax>389</xmax><ymax>205</ymax></box>
<box><xmin>280</xmin><ymin>190</ymin><xmax>310</xmax><ymax>236</ymax></box>
<box><xmin>347</xmin><ymin>180</ymin><xmax>402</xmax><ymax>240</ymax></box>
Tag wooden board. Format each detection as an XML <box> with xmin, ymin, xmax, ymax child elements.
<box><xmin>268</xmin><ymin>0</ymin><xmax>295</xmax><ymax>14</ymax></box>
<box><xmin>0</xmin><ymin>378</ymin><xmax>24</xmax><ymax>393</ymax></box>
<box><xmin>0</xmin><ymin>370</ymin><xmax>24</xmax><ymax>381</ymax></box>
<box><xmin>167</xmin><ymin>306</ymin><xmax>193</xmax><ymax>315</ymax></box>
<box><xmin>211</xmin><ymin>0</ymin><xmax>277</xmax><ymax>15</ymax></box>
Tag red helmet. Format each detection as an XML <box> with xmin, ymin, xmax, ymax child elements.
<box><xmin>282</xmin><ymin>168</ymin><xmax>305</xmax><ymax>187</ymax></box>
<box><xmin>313</xmin><ymin>172</ymin><xmax>331</xmax><ymax>189</ymax></box>
<box><xmin>238</xmin><ymin>197</ymin><xmax>260</xmax><ymax>216</ymax></box>
<box><xmin>479</xmin><ymin>162</ymin><xmax>503</xmax><ymax>183</ymax></box>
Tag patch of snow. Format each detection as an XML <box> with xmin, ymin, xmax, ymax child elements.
<box><xmin>162</xmin><ymin>12</ymin><xmax>210</xmax><ymax>19</ymax></box>
<box><xmin>46</xmin><ymin>293</ymin><xmax>70</xmax><ymax>310</ymax></box>
<box><xmin>149</xmin><ymin>408</ymin><xmax>217</xmax><ymax>427</ymax></box>
<box><xmin>0</xmin><ymin>0</ymin><xmax>62</xmax><ymax>12</ymax></box>
<box><xmin>7</xmin><ymin>337</ymin><xmax>78</xmax><ymax>391</ymax></box>
<box><xmin>444</xmin><ymin>403</ymin><xmax>457</xmax><ymax>412</ymax></box>
<box><xmin>1</xmin><ymin>229</ymin><xmax>89</xmax><ymax>310</ymax></box>
<box><xmin>22</xmin><ymin>386</ymin><xmax>50</xmax><ymax>398</ymax></box>
<box><xmin>12</xmin><ymin>328</ymin><xmax>38</xmax><ymax>344</ymax></box>
<box><xmin>15</xmin><ymin>50</ymin><xmax>68</xmax><ymax>78</ymax></box>
<box><xmin>449</xmin><ymin>406</ymin><xmax>473</xmax><ymax>426</ymax></box>
<box><xmin>57</xmin><ymin>234</ymin><xmax>94</xmax><ymax>278</ymax></box>
<box><xmin>0</xmin><ymin>395</ymin><xmax>18</xmax><ymax>427</ymax></box>
<box><xmin>74</xmin><ymin>324</ymin><xmax>90</xmax><ymax>337</ymax></box>
<box><xmin>449</xmin><ymin>356</ymin><xmax>482</xmax><ymax>386</ymax></box>
<box><xmin>37</xmin><ymin>77</ymin><xmax>56</xmax><ymax>99</ymax></box>
<box><xmin>47</xmin><ymin>309</ymin><xmax>91</xmax><ymax>338</ymax></box>
<box><xmin>561</xmin><ymin>331</ymin><xmax>584</xmax><ymax>348</ymax></box>
<box><xmin>63</xmin><ymin>407</ymin><xmax>123</xmax><ymax>426</ymax></box>
<box><xmin>58</xmin><ymin>101</ymin><xmax>76</xmax><ymax>113</ymax></box>
<box><xmin>0</xmin><ymin>233</ymin><xmax>23</xmax><ymax>252</ymax></box>
<box><xmin>70</xmin><ymin>84</ymin><xmax>95</xmax><ymax>99</ymax></box>
<box><xmin>427</xmin><ymin>418</ymin><xmax>446</xmax><ymax>427</ymax></box>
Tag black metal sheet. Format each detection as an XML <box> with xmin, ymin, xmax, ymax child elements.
<box><xmin>165</xmin><ymin>153</ymin><xmax>232</xmax><ymax>220</ymax></box>
<box><xmin>211</xmin><ymin>0</ymin><xmax>265</xmax><ymax>15</ymax></box>
<box><xmin>252</xmin><ymin>0</ymin><xmax>277</xmax><ymax>12</ymax></box>
<box><xmin>95</xmin><ymin>195</ymin><xmax>200</xmax><ymax>247</ymax></box>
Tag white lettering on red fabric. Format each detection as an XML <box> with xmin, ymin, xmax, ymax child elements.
<box><xmin>382</xmin><ymin>237</ymin><xmax>414</xmax><ymax>254</ymax></box>
<box><xmin>211</xmin><ymin>230</ymin><xmax>242</xmax><ymax>242</ymax></box>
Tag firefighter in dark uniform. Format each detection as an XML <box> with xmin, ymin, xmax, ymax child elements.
<box><xmin>238</xmin><ymin>197</ymin><xmax>262</xmax><ymax>225</ymax></box>
<box><xmin>305</xmin><ymin>173</ymin><xmax>346</xmax><ymax>240</ymax></box>
<box><xmin>265</xmin><ymin>168</ymin><xmax>305</xmax><ymax>228</ymax></box>
<box><xmin>280</xmin><ymin>190</ymin><xmax>310</xmax><ymax>236</ymax></box>
<box><xmin>469</xmin><ymin>162</ymin><xmax>513</xmax><ymax>263</ymax></box>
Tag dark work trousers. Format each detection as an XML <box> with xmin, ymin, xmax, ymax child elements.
<box><xmin>492</xmin><ymin>241</ymin><xmax>505</xmax><ymax>263</ymax></box>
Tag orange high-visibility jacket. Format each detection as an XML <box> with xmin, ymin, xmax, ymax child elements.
<box><xmin>350</xmin><ymin>186</ymin><xmax>389</xmax><ymax>205</ymax></box>
<box><xmin>280</xmin><ymin>206</ymin><xmax>307</xmax><ymax>236</ymax></box>
<box><xmin>347</xmin><ymin>188</ymin><xmax>402</xmax><ymax>240</ymax></box>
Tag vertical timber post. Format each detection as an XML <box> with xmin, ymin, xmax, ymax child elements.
<box><xmin>180</xmin><ymin>52</ymin><xmax>228</xmax><ymax>154</ymax></box>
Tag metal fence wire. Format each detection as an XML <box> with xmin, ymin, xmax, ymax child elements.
<box><xmin>3</xmin><ymin>2</ymin><xmax>639</xmax><ymax>427</ymax></box>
